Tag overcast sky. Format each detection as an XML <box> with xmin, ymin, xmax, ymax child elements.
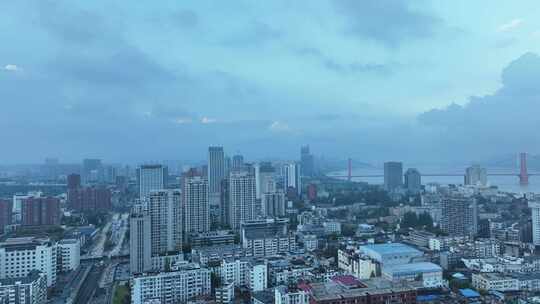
<box><xmin>1</xmin><ymin>1</ymin><xmax>540</xmax><ymax>164</ymax></box>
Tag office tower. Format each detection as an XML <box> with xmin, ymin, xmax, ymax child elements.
<box><xmin>263</xmin><ymin>191</ymin><xmax>286</xmax><ymax>218</ymax></box>
<box><xmin>0</xmin><ymin>200</ymin><xmax>12</xmax><ymax>234</ymax></box>
<box><xmin>465</xmin><ymin>165</ymin><xmax>487</xmax><ymax>186</ymax></box>
<box><xmin>232</xmin><ymin>155</ymin><xmax>244</xmax><ymax>170</ymax></box>
<box><xmin>256</xmin><ymin>162</ymin><xmax>276</xmax><ymax>200</ymax></box>
<box><xmin>149</xmin><ymin>190</ymin><xmax>182</xmax><ymax>254</ymax></box>
<box><xmin>208</xmin><ymin>147</ymin><xmax>225</xmax><ymax>194</ymax></box>
<box><xmin>441</xmin><ymin>195</ymin><xmax>478</xmax><ymax>237</ymax></box>
<box><xmin>384</xmin><ymin>162</ymin><xmax>403</xmax><ymax>191</ymax></box>
<box><xmin>131</xmin><ymin>264</ymin><xmax>211</xmax><ymax>304</ymax></box>
<box><xmin>0</xmin><ymin>237</ymin><xmax>57</xmax><ymax>287</ymax></box>
<box><xmin>229</xmin><ymin>170</ymin><xmax>257</xmax><ymax>231</ymax></box>
<box><xmin>138</xmin><ymin>164</ymin><xmax>168</xmax><ymax>200</ymax></box>
<box><xmin>404</xmin><ymin>168</ymin><xmax>422</xmax><ymax>193</ymax></box>
<box><xmin>283</xmin><ymin>163</ymin><xmax>302</xmax><ymax>195</ymax></box>
<box><xmin>240</xmin><ymin>218</ymin><xmax>296</xmax><ymax>257</ymax></box>
<box><xmin>300</xmin><ymin>145</ymin><xmax>314</xmax><ymax>177</ymax></box>
<box><xmin>82</xmin><ymin>159</ymin><xmax>102</xmax><ymax>185</ymax></box>
<box><xmin>130</xmin><ymin>210</ymin><xmax>152</xmax><ymax>274</ymax></box>
<box><xmin>183</xmin><ymin>172</ymin><xmax>210</xmax><ymax>234</ymax></box>
<box><xmin>21</xmin><ymin>197</ymin><xmax>60</xmax><ymax>226</ymax></box>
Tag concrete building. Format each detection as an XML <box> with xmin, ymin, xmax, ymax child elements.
<box><xmin>149</xmin><ymin>190</ymin><xmax>182</xmax><ymax>255</ymax></box>
<box><xmin>0</xmin><ymin>238</ymin><xmax>57</xmax><ymax>287</ymax></box>
<box><xmin>441</xmin><ymin>195</ymin><xmax>478</xmax><ymax>237</ymax></box>
<box><xmin>183</xmin><ymin>174</ymin><xmax>210</xmax><ymax>234</ymax></box>
<box><xmin>283</xmin><ymin>163</ymin><xmax>301</xmax><ymax>196</ymax></box>
<box><xmin>67</xmin><ymin>186</ymin><xmax>112</xmax><ymax>212</ymax></box>
<box><xmin>215</xmin><ymin>281</ymin><xmax>234</xmax><ymax>304</ymax></box>
<box><xmin>275</xmin><ymin>285</ymin><xmax>309</xmax><ymax>304</ymax></box>
<box><xmin>240</xmin><ymin>219</ymin><xmax>296</xmax><ymax>257</ymax></box>
<box><xmin>130</xmin><ymin>210</ymin><xmax>152</xmax><ymax>274</ymax></box>
<box><xmin>465</xmin><ymin>165</ymin><xmax>487</xmax><ymax>186</ymax></box>
<box><xmin>256</xmin><ymin>162</ymin><xmax>276</xmax><ymax>200</ymax></box>
<box><xmin>229</xmin><ymin>170</ymin><xmax>257</xmax><ymax>231</ymax></box>
<box><xmin>138</xmin><ymin>165</ymin><xmax>168</xmax><ymax>200</ymax></box>
<box><xmin>529</xmin><ymin>200</ymin><xmax>540</xmax><ymax>246</ymax></box>
<box><xmin>209</xmin><ymin>147</ymin><xmax>226</xmax><ymax>195</ymax></box>
<box><xmin>20</xmin><ymin>197</ymin><xmax>60</xmax><ymax>226</ymax></box>
<box><xmin>0</xmin><ymin>200</ymin><xmax>12</xmax><ymax>234</ymax></box>
<box><xmin>263</xmin><ymin>191</ymin><xmax>286</xmax><ymax>218</ymax></box>
<box><xmin>232</xmin><ymin>155</ymin><xmax>244</xmax><ymax>170</ymax></box>
<box><xmin>131</xmin><ymin>263</ymin><xmax>211</xmax><ymax>304</ymax></box>
<box><xmin>0</xmin><ymin>270</ymin><xmax>47</xmax><ymax>304</ymax></box>
<box><xmin>472</xmin><ymin>272</ymin><xmax>519</xmax><ymax>291</ymax></box>
<box><xmin>57</xmin><ymin>239</ymin><xmax>80</xmax><ymax>272</ymax></box>
<box><xmin>384</xmin><ymin>162</ymin><xmax>403</xmax><ymax>192</ymax></box>
<box><xmin>82</xmin><ymin>158</ymin><xmax>102</xmax><ymax>185</ymax></box>
<box><xmin>218</xmin><ymin>258</ymin><xmax>268</xmax><ymax>291</ymax></box>
<box><xmin>190</xmin><ymin>230</ymin><xmax>235</xmax><ymax>248</ymax></box>
<box><xmin>404</xmin><ymin>168</ymin><xmax>421</xmax><ymax>193</ymax></box>
<box><xmin>382</xmin><ymin>262</ymin><xmax>443</xmax><ymax>288</ymax></box>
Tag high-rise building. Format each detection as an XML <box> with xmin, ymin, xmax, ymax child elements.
<box><xmin>229</xmin><ymin>170</ymin><xmax>257</xmax><ymax>231</ymax></box>
<box><xmin>263</xmin><ymin>191</ymin><xmax>286</xmax><ymax>218</ymax></box>
<box><xmin>441</xmin><ymin>195</ymin><xmax>478</xmax><ymax>237</ymax></box>
<box><xmin>529</xmin><ymin>199</ymin><xmax>540</xmax><ymax>246</ymax></box>
<box><xmin>130</xmin><ymin>210</ymin><xmax>152</xmax><ymax>274</ymax></box>
<box><xmin>0</xmin><ymin>200</ymin><xmax>12</xmax><ymax>234</ymax></box>
<box><xmin>283</xmin><ymin>163</ymin><xmax>301</xmax><ymax>195</ymax></box>
<box><xmin>404</xmin><ymin>168</ymin><xmax>422</xmax><ymax>193</ymax></box>
<box><xmin>300</xmin><ymin>145</ymin><xmax>314</xmax><ymax>177</ymax></box>
<box><xmin>384</xmin><ymin>162</ymin><xmax>403</xmax><ymax>192</ymax></box>
<box><xmin>138</xmin><ymin>165</ymin><xmax>168</xmax><ymax>200</ymax></box>
<box><xmin>232</xmin><ymin>154</ymin><xmax>244</xmax><ymax>170</ymax></box>
<box><xmin>209</xmin><ymin>147</ymin><xmax>225</xmax><ymax>195</ymax></box>
<box><xmin>183</xmin><ymin>173</ymin><xmax>210</xmax><ymax>234</ymax></box>
<box><xmin>57</xmin><ymin>239</ymin><xmax>80</xmax><ymax>272</ymax></box>
<box><xmin>21</xmin><ymin>197</ymin><xmax>60</xmax><ymax>226</ymax></box>
<box><xmin>82</xmin><ymin>159</ymin><xmax>102</xmax><ymax>185</ymax></box>
<box><xmin>149</xmin><ymin>190</ymin><xmax>182</xmax><ymax>254</ymax></box>
<box><xmin>256</xmin><ymin>162</ymin><xmax>276</xmax><ymax>200</ymax></box>
<box><xmin>465</xmin><ymin>165</ymin><xmax>487</xmax><ymax>186</ymax></box>
<box><xmin>0</xmin><ymin>237</ymin><xmax>57</xmax><ymax>287</ymax></box>
<box><xmin>67</xmin><ymin>174</ymin><xmax>81</xmax><ymax>190</ymax></box>
<box><xmin>220</xmin><ymin>179</ymin><xmax>230</xmax><ymax>227</ymax></box>
<box><xmin>68</xmin><ymin>186</ymin><xmax>112</xmax><ymax>212</ymax></box>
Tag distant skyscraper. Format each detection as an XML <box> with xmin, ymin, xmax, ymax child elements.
<box><xmin>130</xmin><ymin>210</ymin><xmax>151</xmax><ymax>274</ymax></box>
<box><xmin>384</xmin><ymin>162</ymin><xmax>403</xmax><ymax>191</ymax></box>
<box><xmin>82</xmin><ymin>159</ymin><xmax>102</xmax><ymax>185</ymax></box>
<box><xmin>138</xmin><ymin>165</ymin><xmax>168</xmax><ymax>200</ymax></box>
<box><xmin>229</xmin><ymin>170</ymin><xmax>257</xmax><ymax>231</ymax></box>
<box><xmin>300</xmin><ymin>145</ymin><xmax>314</xmax><ymax>177</ymax></box>
<box><xmin>183</xmin><ymin>172</ymin><xmax>210</xmax><ymax>234</ymax></box>
<box><xmin>208</xmin><ymin>147</ymin><xmax>225</xmax><ymax>194</ymax></box>
<box><xmin>256</xmin><ymin>162</ymin><xmax>276</xmax><ymax>200</ymax></box>
<box><xmin>529</xmin><ymin>199</ymin><xmax>540</xmax><ymax>246</ymax></box>
<box><xmin>441</xmin><ymin>195</ymin><xmax>478</xmax><ymax>237</ymax></box>
<box><xmin>465</xmin><ymin>165</ymin><xmax>487</xmax><ymax>186</ymax></box>
<box><xmin>232</xmin><ymin>155</ymin><xmax>244</xmax><ymax>170</ymax></box>
<box><xmin>149</xmin><ymin>190</ymin><xmax>182</xmax><ymax>254</ymax></box>
<box><xmin>404</xmin><ymin>168</ymin><xmax>422</xmax><ymax>193</ymax></box>
<box><xmin>67</xmin><ymin>174</ymin><xmax>81</xmax><ymax>190</ymax></box>
<box><xmin>283</xmin><ymin>163</ymin><xmax>301</xmax><ymax>195</ymax></box>
<box><xmin>263</xmin><ymin>191</ymin><xmax>286</xmax><ymax>218</ymax></box>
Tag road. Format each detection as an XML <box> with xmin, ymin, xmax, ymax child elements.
<box><xmin>74</xmin><ymin>264</ymin><xmax>106</xmax><ymax>304</ymax></box>
<box><xmin>107</xmin><ymin>213</ymin><xmax>129</xmax><ymax>258</ymax></box>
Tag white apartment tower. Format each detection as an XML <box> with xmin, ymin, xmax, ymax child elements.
<box><xmin>229</xmin><ymin>170</ymin><xmax>257</xmax><ymax>231</ymax></box>
<box><xmin>138</xmin><ymin>165</ymin><xmax>168</xmax><ymax>200</ymax></box>
<box><xmin>184</xmin><ymin>175</ymin><xmax>210</xmax><ymax>234</ymax></box>
<box><xmin>530</xmin><ymin>200</ymin><xmax>540</xmax><ymax>246</ymax></box>
<box><xmin>149</xmin><ymin>190</ymin><xmax>182</xmax><ymax>254</ymax></box>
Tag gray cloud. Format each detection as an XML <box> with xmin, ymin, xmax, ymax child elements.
<box><xmin>333</xmin><ymin>0</ymin><xmax>441</xmax><ymax>47</ymax></box>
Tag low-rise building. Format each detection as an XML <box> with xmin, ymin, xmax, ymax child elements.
<box><xmin>472</xmin><ymin>272</ymin><xmax>519</xmax><ymax>292</ymax></box>
<box><xmin>382</xmin><ymin>262</ymin><xmax>443</xmax><ymax>288</ymax></box>
<box><xmin>275</xmin><ymin>285</ymin><xmax>309</xmax><ymax>304</ymax></box>
<box><xmin>0</xmin><ymin>270</ymin><xmax>47</xmax><ymax>304</ymax></box>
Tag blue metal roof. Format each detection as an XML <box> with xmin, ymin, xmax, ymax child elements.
<box><xmin>459</xmin><ymin>289</ymin><xmax>480</xmax><ymax>298</ymax></box>
<box><xmin>384</xmin><ymin>262</ymin><xmax>442</xmax><ymax>275</ymax></box>
<box><xmin>361</xmin><ymin>243</ymin><xmax>422</xmax><ymax>255</ymax></box>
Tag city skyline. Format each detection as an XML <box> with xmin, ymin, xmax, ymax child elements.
<box><xmin>1</xmin><ymin>1</ymin><xmax>540</xmax><ymax>163</ymax></box>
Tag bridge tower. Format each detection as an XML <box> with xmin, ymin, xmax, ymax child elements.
<box><xmin>520</xmin><ymin>152</ymin><xmax>529</xmax><ymax>185</ymax></box>
<box><xmin>348</xmin><ymin>158</ymin><xmax>352</xmax><ymax>181</ymax></box>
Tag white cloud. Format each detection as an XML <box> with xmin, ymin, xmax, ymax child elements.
<box><xmin>268</xmin><ymin>121</ymin><xmax>290</xmax><ymax>132</ymax></box>
<box><xmin>4</xmin><ymin>64</ymin><xmax>21</xmax><ymax>72</ymax></box>
<box><xmin>201</xmin><ymin>117</ymin><xmax>216</xmax><ymax>124</ymax></box>
<box><xmin>498</xmin><ymin>19</ymin><xmax>523</xmax><ymax>32</ymax></box>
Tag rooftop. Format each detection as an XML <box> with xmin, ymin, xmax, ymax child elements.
<box><xmin>361</xmin><ymin>243</ymin><xmax>422</xmax><ymax>256</ymax></box>
<box><xmin>383</xmin><ymin>262</ymin><xmax>442</xmax><ymax>275</ymax></box>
